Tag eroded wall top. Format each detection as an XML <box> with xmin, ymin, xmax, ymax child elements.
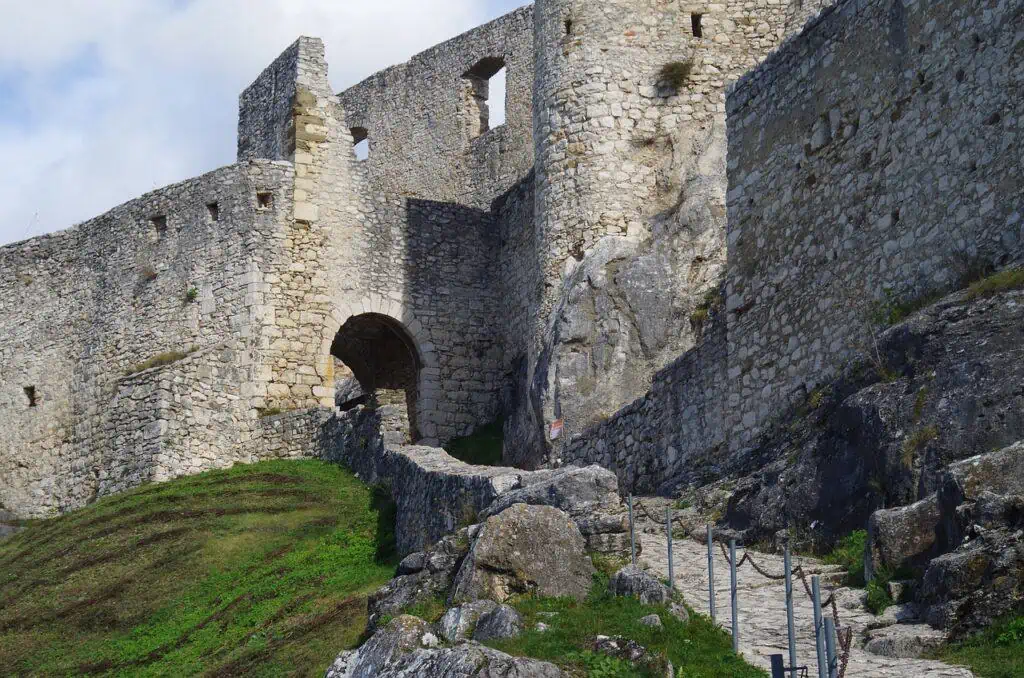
<box><xmin>338</xmin><ymin>5</ymin><xmax>535</xmax><ymax>208</ymax></box>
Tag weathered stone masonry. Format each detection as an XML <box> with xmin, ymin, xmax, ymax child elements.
<box><xmin>561</xmin><ymin>0</ymin><xmax>1024</xmax><ymax>493</ymax></box>
<box><xmin>724</xmin><ymin>0</ymin><xmax>1024</xmax><ymax>451</ymax></box>
<box><xmin>4</xmin><ymin>0</ymin><xmax>1022</xmax><ymax>521</ymax></box>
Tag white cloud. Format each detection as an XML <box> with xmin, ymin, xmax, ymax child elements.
<box><xmin>0</xmin><ymin>0</ymin><xmax>526</xmax><ymax>245</ymax></box>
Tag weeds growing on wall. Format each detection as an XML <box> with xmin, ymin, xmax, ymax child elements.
<box><xmin>901</xmin><ymin>426</ymin><xmax>938</xmax><ymax>469</ymax></box>
<box><xmin>123</xmin><ymin>348</ymin><xmax>195</xmax><ymax>376</ymax></box>
<box><xmin>966</xmin><ymin>266</ymin><xmax>1024</xmax><ymax>300</ymax></box>
<box><xmin>658</xmin><ymin>60</ymin><xmax>693</xmax><ymax>91</ymax></box>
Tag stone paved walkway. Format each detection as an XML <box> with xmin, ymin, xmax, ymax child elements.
<box><xmin>636</xmin><ymin>529</ymin><xmax>975</xmax><ymax>677</ymax></box>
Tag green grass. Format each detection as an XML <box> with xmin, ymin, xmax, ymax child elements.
<box><xmin>444</xmin><ymin>419</ymin><xmax>505</xmax><ymax>466</ymax></box>
<box><xmin>124</xmin><ymin>349</ymin><xmax>194</xmax><ymax>376</ymax></box>
<box><xmin>932</xmin><ymin>614</ymin><xmax>1024</xmax><ymax>677</ymax></box>
<box><xmin>966</xmin><ymin>267</ymin><xmax>1024</xmax><ymax>300</ymax></box>
<box><xmin>865</xmin><ymin>577</ymin><xmax>894</xmax><ymax>615</ymax></box>
<box><xmin>821</xmin><ymin>530</ymin><xmax>867</xmax><ymax>587</ymax></box>
<box><xmin>487</xmin><ymin>573</ymin><xmax>766</xmax><ymax>678</ymax></box>
<box><xmin>0</xmin><ymin>459</ymin><xmax>398</xmax><ymax>677</ymax></box>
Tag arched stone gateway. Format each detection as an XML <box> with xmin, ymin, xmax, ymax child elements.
<box><xmin>325</xmin><ymin>300</ymin><xmax>440</xmax><ymax>446</ymax></box>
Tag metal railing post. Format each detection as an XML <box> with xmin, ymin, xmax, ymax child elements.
<box><xmin>784</xmin><ymin>541</ymin><xmax>798</xmax><ymax>677</ymax></box>
<box><xmin>628</xmin><ymin>495</ymin><xmax>636</xmax><ymax>566</ymax></box>
<box><xmin>825</xmin><ymin>617</ymin><xmax>839</xmax><ymax>678</ymax></box>
<box><xmin>812</xmin><ymin>575</ymin><xmax>827</xmax><ymax>678</ymax></box>
<box><xmin>666</xmin><ymin>506</ymin><xmax>674</xmax><ymax>592</ymax></box>
<box><xmin>730</xmin><ymin>539</ymin><xmax>739</xmax><ymax>654</ymax></box>
<box><xmin>707</xmin><ymin>524</ymin><xmax>716</xmax><ymax>623</ymax></box>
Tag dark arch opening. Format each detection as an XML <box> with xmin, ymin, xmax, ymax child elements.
<box><xmin>331</xmin><ymin>313</ymin><xmax>421</xmax><ymax>442</ymax></box>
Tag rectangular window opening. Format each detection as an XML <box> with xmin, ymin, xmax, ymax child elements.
<box><xmin>24</xmin><ymin>385</ymin><xmax>37</xmax><ymax>407</ymax></box>
<box><xmin>462</xmin><ymin>57</ymin><xmax>506</xmax><ymax>140</ymax></box>
<box><xmin>257</xmin><ymin>192</ymin><xmax>273</xmax><ymax>209</ymax></box>
<box><xmin>206</xmin><ymin>202</ymin><xmax>220</xmax><ymax>222</ymax></box>
<box><xmin>351</xmin><ymin>127</ymin><xmax>369</xmax><ymax>161</ymax></box>
<box><xmin>487</xmin><ymin>67</ymin><xmax>507</xmax><ymax>130</ymax></box>
<box><xmin>151</xmin><ymin>215</ymin><xmax>168</xmax><ymax>239</ymax></box>
<box><xmin>353</xmin><ymin>139</ymin><xmax>369</xmax><ymax>161</ymax></box>
<box><xmin>691</xmin><ymin>13</ymin><xmax>704</xmax><ymax>38</ymax></box>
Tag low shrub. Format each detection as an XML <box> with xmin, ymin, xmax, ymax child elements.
<box><xmin>658</xmin><ymin>60</ymin><xmax>693</xmax><ymax>91</ymax></box>
<box><xmin>821</xmin><ymin>530</ymin><xmax>867</xmax><ymax>587</ymax></box>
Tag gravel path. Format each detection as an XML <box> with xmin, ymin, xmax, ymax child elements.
<box><xmin>636</xmin><ymin>529</ymin><xmax>975</xmax><ymax>677</ymax></box>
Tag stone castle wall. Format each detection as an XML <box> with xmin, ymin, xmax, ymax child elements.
<box><xmin>5</xmin><ymin>0</ymin><xmax>1023</xmax><ymax>519</ymax></box>
<box><xmin>560</xmin><ymin>311</ymin><xmax>727</xmax><ymax>494</ymax></box>
<box><xmin>0</xmin><ymin>161</ymin><xmax>290</xmax><ymax>515</ymax></box>
<box><xmin>338</xmin><ymin>6</ymin><xmax>535</xmax><ymax>208</ymax></box>
<box><xmin>724</xmin><ymin>0</ymin><xmax>1024</xmax><ymax>450</ymax></box>
<box><xmin>506</xmin><ymin>0</ymin><xmax>835</xmax><ymax>467</ymax></box>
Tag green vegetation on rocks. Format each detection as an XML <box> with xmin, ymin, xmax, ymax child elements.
<box><xmin>931</xmin><ymin>614</ymin><xmax>1024</xmax><ymax>678</ymax></box>
<box><xmin>821</xmin><ymin>529</ymin><xmax>867</xmax><ymax>587</ymax></box>
<box><xmin>0</xmin><ymin>460</ymin><xmax>398</xmax><ymax>677</ymax></box>
<box><xmin>486</xmin><ymin>572</ymin><xmax>766</xmax><ymax>677</ymax></box>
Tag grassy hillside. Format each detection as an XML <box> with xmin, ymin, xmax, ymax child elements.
<box><xmin>0</xmin><ymin>460</ymin><xmax>397</xmax><ymax>677</ymax></box>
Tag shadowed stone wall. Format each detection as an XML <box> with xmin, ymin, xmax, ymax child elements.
<box><xmin>724</xmin><ymin>0</ymin><xmax>1024</xmax><ymax>451</ymax></box>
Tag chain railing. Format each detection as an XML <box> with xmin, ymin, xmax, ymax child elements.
<box><xmin>629</xmin><ymin>497</ymin><xmax>852</xmax><ymax>678</ymax></box>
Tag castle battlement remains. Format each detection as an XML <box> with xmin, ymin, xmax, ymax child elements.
<box><xmin>2</xmin><ymin>0</ymin><xmax>1020</xmax><ymax>518</ymax></box>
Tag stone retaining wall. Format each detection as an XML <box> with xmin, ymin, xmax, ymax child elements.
<box><xmin>724</xmin><ymin>0</ymin><xmax>1024</xmax><ymax>450</ymax></box>
<box><xmin>560</xmin><ymin>311</ymin><xmax>727</xmax><ymax>494</ymax></box>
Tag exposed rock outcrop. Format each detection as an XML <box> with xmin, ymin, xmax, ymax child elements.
<box><xmin>451</xmin><ymin>503</ymin><xmax>595</xmax><ymax>604</ymax></box>
<box><xmin>505</xmin><ymin>122</ymin><xmax>728</xmax><ymax>470</ymax></box>
<box><xmin>367</xmin><ymin>529</ymin><xmax>470</xmax><ymax>632</ymax></box>
<box><xmin>608</xmin><ymin>565</ymin><xmax>672</xmax><ymax>606</ymax></box>
<box><xmin>471</xmin><ymin>604</ymin><xmax>523</xmax><ymax>642</ymax></box>
<box><xmin>325</xmin><ymin>616</ymin><xmax>566</xmax><ymax>678</ymax></box>
<box><xmin>706</xmin><ymin>287</ymin><xmax>1024</xmax><ymax>549</ymax></box>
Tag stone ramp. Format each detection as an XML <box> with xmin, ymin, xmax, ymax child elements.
<box><xmin>638</xmin><ymin>532</ymin><xmax>974</xmax><ymax>677</ymax></box>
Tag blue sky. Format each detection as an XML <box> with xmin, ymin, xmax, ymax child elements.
<box><xmin>0</xmin><ymin>0</ymin><xmax>527</xmax><ymax>246</ymax></box>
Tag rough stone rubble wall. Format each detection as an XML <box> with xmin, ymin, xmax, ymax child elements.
<box><xmin>338</xmin><ymin>6</ymin><xmax>535</xmax><ymax>209</ymax></box>
<box><xmin>724</xmin><ymin>0</ymin><xmax>1024</xmax><ymax>451</ymax></box>
<box><xmin>0</xmin><ymin>162</ymin><xmax>289</xmax><ymax>516</ymax></box>
<box><xmin>560</xmin><ymin>313</ymin><xmax>727</xmax><ymax>495</ymax></box>
<box><xmin>504</xmin><ymin>0</ymin><xmax>835</xmax><ymax>468</ymax></box>
<box><xmin>330</xmin><ymin>11</ymin><xmax>539</xmax><ymax>441</ymax></box>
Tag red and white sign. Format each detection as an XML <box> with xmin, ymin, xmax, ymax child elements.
<box><xmin>549</xmin><ymin>419</ymin><xmax>564</xmax><ymax>440</ymax></box>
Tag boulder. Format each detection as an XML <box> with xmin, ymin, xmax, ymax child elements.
<box><xmin>451</xmin><ymin>503</ymin><xmax>595</xmax><ymax>604</ymax></box>
<box><xmin>865</xmin><ymin>494</ymin><xmax>941</xmax><ymax>582</ymax></box>
<box><xmin>592</xmin><ymin>635</ymin><xmax>649</xmax><ymax>663</ymax></box>
<box><xmin>437</xmin><ymin>600</ymin><xmax>498</xmax><ymax>643</ymax></box>
<box><xmin>921</xmin><ymin>523</ymin><xmax>1024</xmax><ymax>632</ymax></box>
<box><xmin>367</xmin><ymin>529</ymin><xmax>469</xmax><ymax>631</ymax></box>
<box><xmin>326</xmin><ymin>615</ymin><xmax>565</xmax><ymax>677</ymax></box>
<box><xmin>326</xmin><ymin>615</ymin><xmax>434</xmax><ymax>678</ymax></box>
<box><xmin>479</xmin><ymin>465</ymin><xmax>633</xmax><ymax>555</ymax></box>
<box><xmin>639</xmin><ymin>613</ymin><xmax>663</xmax><ymax>628</ymax></box>
<box><xmin>472</xmin><ymin>604</ymin><xmax>524</xmax><ymax>642</ymax></box>
<box><xmin>937</xmin><ymin>442</ymin><xmax>1024</xmax><ymax>549</ymax></box>
<box><xmin>479</xmin><ymin>465</ymin><xmax>622</xmax><ymax>520</ymax></box>
<box><xmin>608</xmin><ymin>565</ymin><xmax>671</xmax><ymax>605</ymax></box>
<box><xmin>864</xmin><ymin>624</ymin><xmax>948</xmax><ymax>659</ymax></box>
